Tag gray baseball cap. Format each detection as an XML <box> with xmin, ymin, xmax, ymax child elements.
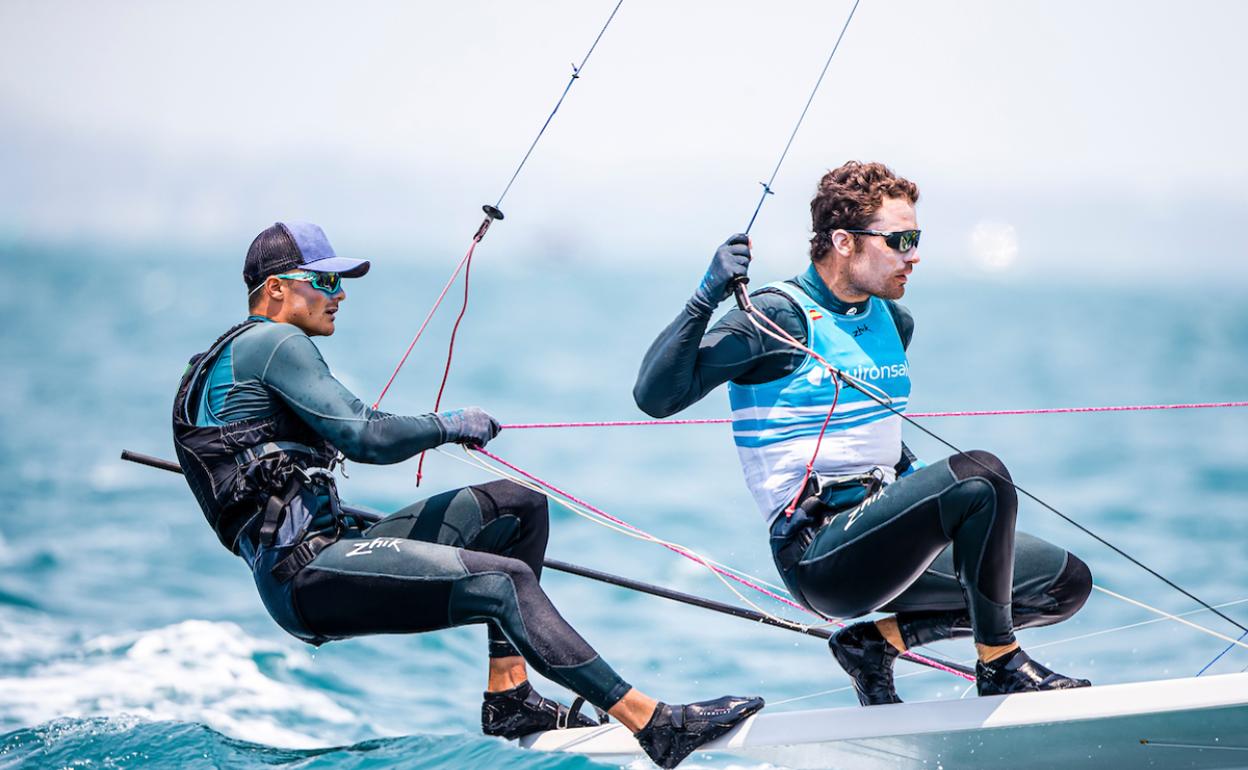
<box><xmin>244</xmin><ymin>221</ymin><xmax>370</xmax><ymax>290</ymax></box>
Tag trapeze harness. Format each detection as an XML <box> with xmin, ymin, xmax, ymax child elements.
<box><xmin>171</xmin><ymin>320</ymin><xmax>358</xmax><ymax>637</ymax></box>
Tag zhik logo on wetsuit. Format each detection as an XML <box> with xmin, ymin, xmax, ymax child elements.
<box><xmin>842</xmin><ymin>487</ymin><xmax>885</xmax><ymax>531</ymax></box>
<box><xmin>345</xmin><ymin>538</ymin><xmax>404</xmax><ymax>557</ymax></box>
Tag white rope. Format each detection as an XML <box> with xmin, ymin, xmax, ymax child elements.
<box><xmin>1093</xmin><ymin>585</ymin><xmax>1248</xmax><ymax>651</ymax></box>
<box><xmin>1028</xmin><ymin>597</ymin><xmax>1248</xmax><ymax>653</ymax></box>
<box><xmin>766</xmin><ymin>683</ymin><xmax>857</xmax><ymax>706</ymax></box>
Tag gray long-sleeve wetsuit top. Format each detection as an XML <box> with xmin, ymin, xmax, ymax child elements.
<box><xmin>196</xmin><ymin>316</ymin><xmax>445</xmax><ymax>464</ymax></box>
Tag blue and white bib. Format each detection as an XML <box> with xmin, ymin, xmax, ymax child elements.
<box><xmin>727</xmin><ymin>281</ymin><xmax>911</xmax><ymax>522</ymax></box>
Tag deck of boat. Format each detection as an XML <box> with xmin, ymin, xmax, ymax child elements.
<box><xmin>520</xmin><ymin>671</ymin><xmax>1248</xmax><ymax>769</ymax></box>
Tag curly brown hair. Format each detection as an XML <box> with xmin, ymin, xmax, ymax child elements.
<box><xmin>809</xmin><ymin>161</ymin><xmax>919</xmax><ymax>261</ymax></box>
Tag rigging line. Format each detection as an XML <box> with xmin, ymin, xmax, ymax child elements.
<box><xmin>453</xmin><ymin>443</ymin><xmax>1248</xmax><ymax>679</ymax></box>
<box><xmin>776</xmin><ymin>598</ymin><xmax>1248</xmax><ymax>708</ymax></box>
<box><xmin>870</xmin><ymin>594</ymin><xmax>1248</xmax><ymax>682</ymax></box>
<box><xmin>372</xmin><ymin>242</ymin><xmax>475</xmax><ymax>409</ymax></box>
<box><xmin>494</xmin><ymin>0</ymin><xmax>625</xmax><ymax>209</ymax></box>
<box><xmin>434</xmin><ymin>445</ymin><xmax>799</xmax><ymax>597</ymax></box>
<box><xmin>739</xmin><ymin>295</ymin><xmax>1248</xmax><ymax>636</ymax></box>
<box><xmin>1091</xmin><ymin>585</ymin><xmax>1248</xmax><ymax>651</ymax></box>
<box><xmin>374</xmin><ymin>1</ymin><xmax>625</xmax><ymax>408</ymax></box>
<box><xmin>454</xmin><ymin>446</ymin><xmax>820</xmax><ymax>616</ymax></box>
<box><xmin>449</xmin><ymin>446</ymin><xmax>968</xmax><ymax>674</ymax></box>
<box><xmin>447</xmin><ymin>447</ymin><xmax>817</xmax><ymax>627</ymax></box>
<box><xmin>1026</xmin><ymin>597</ymin><xmax>1248</xmax><ymax>654</ymax></box>
<box><xmin>373</xmin><ymin>208</ymin><xmax>498</xmax><ymax>409</ymax></box>
<box><xmin>461</xmin><ymin>445</ymin><xmax>977</xmax><ymax>682</ymax></box>
<box><xmin>414</xmin><ymin>237</ymin><xmax>477</xmax><ymax>485</ymax></box>
<box><xmin>745</xmin><ymin>0</ymin><xmax>862</xmax><ymax>234</ymax></box>
<box><xmin>1197</xmin><ymin>629</ymin><xmax>1248</xmax><ymax>677</ymax></box>
<box><xmin>768</xmin><ymin>667</ymin><xmax>947</xmax><ymax>707</ymax></box>
<box><xmin>465</xmin><ymin>448</ymin><xmax>976</xmax><ymax>682</ymax></box>
<box><xmin>498</xmin><ymin>401</ymin><xmax>1248</xmax><ymax>429</ymax></box>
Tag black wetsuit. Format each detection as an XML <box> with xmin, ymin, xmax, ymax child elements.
<box><xmin>180</xmin><ymin>319</ymin><xmax>631</xmax><ymax>711</ymax></box>
<box><xmin>634</xmin><ymin>268</ymin><xmax>1091</xmax><ymax>647</ymax></box>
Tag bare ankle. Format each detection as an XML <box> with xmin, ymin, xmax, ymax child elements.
<box><xmin>486</xmin><ymin>656</ymin><xmax>528</xmax><ymax>692</ymax></box>
<box><xmin>875</xmin><ymin>617</ymin><xmax>907</xmax><ymax>653</ymax></box>
<box><xmin>976</xmin><ymin>641</ymin><xmax>1020</xmax><ymax>663</ymax></box>
<box><xmin>607</xmin><ymin>688</ymin><xmax>660</xmax><ymax>733</ymax></box>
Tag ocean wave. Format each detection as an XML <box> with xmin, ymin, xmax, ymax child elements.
<box><xmin>0</xmin><ymin>716</ymin><xmax>619</xmax><ymax>770</ymax></box>
<box><xmin>0</xmin><ymin>619</ymin><xmax>359</xmax><ymax>748</ymax></box>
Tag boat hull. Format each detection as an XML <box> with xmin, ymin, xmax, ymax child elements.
<box><xmin>519</xmin><ymin>672</ymin><xmax>1248</xmax><ymax>768</ymax></box>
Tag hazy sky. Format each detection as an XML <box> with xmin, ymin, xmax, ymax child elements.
<box><xmin>3</xmin><ymin>0</ymin><xmax>1246</xmax><ymax>283</ymax></box>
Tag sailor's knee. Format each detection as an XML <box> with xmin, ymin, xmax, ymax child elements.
<box><xmin>455</xmin><ymin>553</ymin><xmax>540</xmax><ymax>619</ymax></box>
<box><xmin>474</xmin><ymin>480</ymin><xmax>549</xmax><ymax>524</ymax></box>
<box><xmin>949</xmin><ymin>449</ymin><xmax>1010</xmax><ymax>483</ymax></box>
<box><xmin>1050</xmin><ymin>553</ymin><xmax>1093</xmax><ymax>621</ymax></box>
<box><xmin>949</xmin><ymin>450</ymin><xmax>1016</xmax><ymax>506</ymax></box>
<box><xmin>518</xmin><ymin>486</ymin><xmax>550</xmax><ymax>528</ymax></box>
<box><xmin>493</xmin><ymin>555</ymin><xmax>541</xmax><ymax>599</ymax></box>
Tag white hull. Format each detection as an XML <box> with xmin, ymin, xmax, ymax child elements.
<box><xmin>520</xmin><ymin>672</ymin><xmax>1248</xmax><ymax>768</ymax></box>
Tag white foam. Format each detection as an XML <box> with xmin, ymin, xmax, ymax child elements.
<box><xmin>0</xmin><ymin>609</ymin><xmax>64</xmax><ymax>665</ymax></box>
<box><xmin>0</xmin><ymin>619</ymin><xmax>357</xmax><ymax>748</ymax></box>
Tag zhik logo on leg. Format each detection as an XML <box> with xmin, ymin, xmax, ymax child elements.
<box><xmin>346</xmin><ymin>538</ymin><xmax>404</xmax><ymax>557</ymax></box>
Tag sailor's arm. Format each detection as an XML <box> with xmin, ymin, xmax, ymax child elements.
<box><xmin>261</xmin><ymin>333</ymin><xmax>497</xmax><ymax>463</ymax></box>
<box><xmin>634</xmin><ymin>236</ymin><xmax>808</xmax><ymax>417</ymax></box>
<box><xmin>634</xmin><ymin>296</ymin><xmax>811</xmax><ymax>417</ymax></box>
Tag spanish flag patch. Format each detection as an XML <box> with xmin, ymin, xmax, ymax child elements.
<box><xmin>807</xmin><ymin>308</ymin><xmax>823</xmax><ymax>320</ymax></box>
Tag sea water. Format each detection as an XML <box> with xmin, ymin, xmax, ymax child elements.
<box><xmin>2</xmin><ymin>245</ymin><xmax>1246</xmax><ymax>769</ymax></box>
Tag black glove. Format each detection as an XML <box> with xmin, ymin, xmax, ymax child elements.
<box><xmin>436</xmin><ymin>407</ymin><xmax>501</xmax><ymax>448</ymax></box>
<box><xmin>692</xmin><ymin>234</ymin><xmax>751</xmax><ymax>310</ymax></box>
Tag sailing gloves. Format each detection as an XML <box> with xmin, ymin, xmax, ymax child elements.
<box><xmin>691</xmin><ymin>234</ymin><xmax>752</xmax><ymax>313</ymax></box>
<box><xmin>436</xmin><ymin>407</ymin><xmax>501</xmax><ymax>448</ymax></box>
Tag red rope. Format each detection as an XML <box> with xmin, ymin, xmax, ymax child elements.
<box><xmin>415</xmin><ymin>238</ymin><xmax>479</xmax><ymax>485</ymax></box>
<box><xmin>372</xmin><ymin>240</ymin><xmax>478</xmax><ymax>410</ymax></box>
<box><xmin>784</xmin><ymin>376</ymin><xmax>841</xmax><ymax>517</ymax></box>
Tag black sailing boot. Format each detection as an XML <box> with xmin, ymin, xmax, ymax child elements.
<box><xmin>481</xmin><ymin>681</ymin><xmax>599</xmax><ymax>739</ymax></box>
<box><xmin>976</xmin><ymin>648</ymin><xmax>1092</xmax><ymax>696</ymax></box>
<box><xmin>829</xmin><ymin>622</ymin><xmax>903</xmax><ymax>706</ymax></box>
<box><xmin>635</xmin><ymin>695</ymin><xmax>765</xmax><ymax>769</ymax></box>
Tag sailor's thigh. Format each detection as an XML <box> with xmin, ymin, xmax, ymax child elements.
<box><xmin>364</xmin><ymin>486</ymin><xmax>484</xmax><ymax>548</ymax></box>
<box><xmin>291</xmin><ymin>536</ymin><xmax>470</xmax><ymax>636</ymax></box>
<box><xmin>795</xmin><ymin>461</ymin><xmax>959</xmax><ymax>617</ymax></box>
<box><xmin>879</xmin><ymin>532</ymin><xmax>1072</xmax><ymax>613</ymax></box>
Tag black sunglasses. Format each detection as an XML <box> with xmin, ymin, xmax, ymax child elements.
<box><xmin>843</xmin><ymin>229</ymin><xmax>921</xmax><ymax>253</ymax></box>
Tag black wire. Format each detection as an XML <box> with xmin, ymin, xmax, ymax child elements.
<box><xmin>826</xmin><ymin>369</ymin><xmax>1248</xmax><ymax>636</ymax></box>
<box><xmin>745</xmin><ymin>0</ymin><xmax>862</xmax><ymax>234</ymax></box>
<box><xmin>494</xmin><ymin>0</ymin><xmax>626</xmax><ymax>209</ymax></box>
